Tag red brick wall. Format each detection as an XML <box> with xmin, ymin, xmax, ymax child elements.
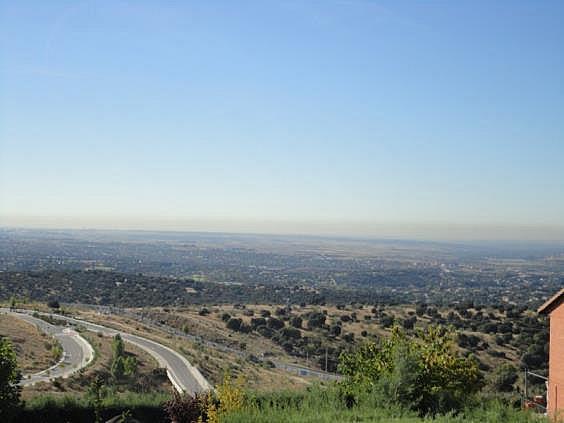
<box><xmin>548</xmin><ymin>304</ymin><xmax>564</xmax><ymax>419</ymax></box>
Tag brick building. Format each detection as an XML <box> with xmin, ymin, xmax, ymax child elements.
<box><xmin>539</xmin><ymin>288</ymin><xmax>564</xmax><ymax>419</ymax></box>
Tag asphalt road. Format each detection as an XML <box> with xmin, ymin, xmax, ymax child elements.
<box><xmin>4</xmin><ymin>311</ymin><xmax>94</xmax><ymax>386</ymax></box>
<box><xmin>33</xmin><ymin>313</ymin><xmax>212</xmax><ymax>394</ymax></box>
<box><xmin>76</xmin><ymin>304</ymin><xmax>340</xmax><ymax>382</ymax></box>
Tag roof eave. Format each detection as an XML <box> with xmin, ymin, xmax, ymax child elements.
<box><xmin>538</xmin><ymin>288</ymin><xmax>564</xmax><ymax>315</ymax></box>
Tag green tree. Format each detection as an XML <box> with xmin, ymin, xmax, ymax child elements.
<box><xmin>112</xmin><ymin>334</ymin><xmax>125</xmax><ymax>359</ymax></box>
<box><xmin>47</xmin><ymin>299</ymin><xmax>60</xmax><ymax>310</ymax></box>
<box><xmin>111</xmin><ymin>355</ymin><xmax>125</xmax><ymax>380</ymax></box>
<box><xmin>226</xmin><ymin>318</ymin><xmax>242</xmax><ymax>331</ymax></box>
<box><xmin>87</xmin><ymin>376</ymin><xmax>106</xmax><ymax>423</ymax></box>
<box><xmin>489</xmin><ymin>363</ymin><xmax>518</xmax><ymax>392</ymax></box>
<box><xmin>0</xmin><ymin>338</ymin><xmax>21</xmax><ymax>422</ymax></box>
<box><xmin>290</xmin><ymin>316</ymin><xmax>303</xmax><ymax>329</ymax></box>
<box><xmin>338</xmin><ymin>325</ymin><xmax>483</xmax><ymax>415</ymax></box>
<box><xmin>123</xmin><ymin>356</ymin><xmax>138</xmax><ymax>376</ymax></box>
<box><xmin>306</xmin><ymin>312</ymin><xmax>325</xmax><ymax>329</ymax></box>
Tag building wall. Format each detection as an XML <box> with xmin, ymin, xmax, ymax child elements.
<box><xmin>548</xmin><ymin>304</ymin><xmax>564</xmax><ymax>419</ymax></box>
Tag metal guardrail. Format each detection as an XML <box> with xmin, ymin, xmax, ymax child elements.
<box><xmin>522</xmin><ymin>367</ymin><xmax>548</xmax><ymax>413</ymax></box>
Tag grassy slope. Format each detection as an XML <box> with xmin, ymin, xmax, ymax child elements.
<box><xmin>0</xmin><ymin>313</ymin><xmax>58</xmax><ymax>373</ymax></box>
<box><xmin>224</xmin><ymin>388</ymin><xmax>545</xmax><ymax>423</ymax></box>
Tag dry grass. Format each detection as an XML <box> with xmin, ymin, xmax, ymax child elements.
<box><xmin>0</xmin><ymin>313</ymin><xmax>57</xmax><ymax>373</ymax></box>
<box><xmin>74</xmin><ymin>309</ymin><xmax>313</xmax><ymax>391</ymax></box>
<box><xmin>21</xmin><ymin>328</ymin><xmax>170</xmax><ymax>400</ymax></box>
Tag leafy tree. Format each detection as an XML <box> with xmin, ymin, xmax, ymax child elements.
<box><xmin>338</xmin><ymin>326</ymin><xmax>483</xmax><ymax>415</ymax></box>
<box><xmin>330</xmin><ymin>325</ymin><xmax>342</xmax><ymax>336</ymax></box>
<box><xmin>0</xmin><ymin>338</ymin><xmax>21</xmax><ymax>422</ymax></box>
<box><xmin>47</xmin><ymin>299</ymin><xmax>60</xmax><ymax>310</ymax></box>
<box><xmin>250</xmin><ymin>317</ymin><xmax>266</xmax><ymax>329</ymax></box>
<box><xmin>112</xmin><ymin>334</ymin><xmax>125</xmax><ymax>359</ymax></box>
<box><xmin>238</xmin><ymin>323</ymin><xmax>252</xmax><ymax>334</ymax></box>
<box><xmin>226</xmin><ymin>318</ymin><xmax>242</xmax><ymax>331</ymax></box>
<box><xmin>379</xmin><ymin>315</ymin><xmax>394</xmax><ymax>328</ymax></box>
<box><xmin>415</xmin><ymin>304</ymin><xmax>426</xmax><ymax>317</ymax></box>
<box><xmin>403</xmin><ymin>316</ymin><xmax>417</xmax><ymax>330</ymax></box>
<box><xmin>306</xmin><ymin>312</ymin><xmax>326</xmax><ymax>329</ymax></box>
<box><xmin>87</xmin><ymin>376</ymin><xmax>106</xmax><ymax>423</ymax></box>
<box><xmin>489</xmin><ymin>363</ymin><xmax>518</xmax><ymax>392</ymax></box>
<box><xmin>124</xmin><ymin>356</ymin><xmax>138</xmax><ymax>376</ymax></box>
<box><xmin>290</xmin><ymin>316</ymin><xmax>303</xmax><ymax>329</ymax></box>
<box><xmin>281</xmin><ymin>327</ymin><xmax>301</xmax><ymax>339</ymax></box>
<box><xmin>111</xmin><ymin>355</ymin><xmax>125</xmax><ymax>379</ymax></box>
<box><xmin>266</xmin><ymin>317</ymin><xmax>285</xmax><ymax>330</ymax></box>
<box><xmin>342</xmin><ymin>333</ymin><xmax>354</xmax><ymax>343</ymax></box>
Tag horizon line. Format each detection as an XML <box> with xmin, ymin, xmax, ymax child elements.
<box><xmin>2</xmin><ymin>215</ymin><xmax>564</xmax><ymax>243</ymax></box>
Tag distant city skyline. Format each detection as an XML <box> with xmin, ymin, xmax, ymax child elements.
<box><xmin>1</xmin><ymin>1</ymin><xmax>563</xmax><ymax>240</ymax></box>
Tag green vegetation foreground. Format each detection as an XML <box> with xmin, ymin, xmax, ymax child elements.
<box><xmin>1</xmin><ymin>325</ymin><xmax>547</xmax><ymax>422</ymax></box>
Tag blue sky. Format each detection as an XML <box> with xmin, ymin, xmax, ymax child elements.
<box><xmin>1</xmin><ymin>1</ymin><xmax>563</xmax><ymax>239</ymax></box>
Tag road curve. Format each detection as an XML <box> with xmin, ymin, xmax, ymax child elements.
<box><xmin>3</xmin><ymin>311</ymin><xmax>94</xmax><ymax>386</ymax></box>
<box><xmin>32</xmin><ymin>313</ymin><xmax>212</xmax><ymax>394</ymax></box>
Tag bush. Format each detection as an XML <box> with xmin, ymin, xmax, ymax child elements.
<box><xmin>489</xmin><ymin>364</ymin><xmax>518</xmax><ymax>392</ymax></box>
<box><xmin>226</xmin><ymin>318</ymin><xmax>242</xmax><ymax>332</ymax></box>
<box><xmin>250</xmin><ymin>317</ymin><xmax>266</xmax><ymax>329</ymax></box>
<box><xmin>280</xmin><ymin>327</ymin><xmax>301</xmax><ymax>339</ymax></box>
<box><xmin>47</xmin><ymin>299</ymin><xmax>60</xmax><ymax>309</ymax></box>
<box><xmin>164</xmin><ymin>391</ymin><xmax>209</xmax><ymax>423</ymax></box>
<box><xmin>0</xmin><ymin>338</ymin><xmax>21</xmax><ymax>422</ymax></box>
<box><xmin>266</xmin><ymin>318</ymin><xmax>284</xmax><ymax>331</ymax></box>
<box><xmin>306</xmin><ymin>312</ymin><xmax>326</xmax><ymax>329</ymax></box>
<box><xmin>330</xmin><ymin>325</ymin><xmax>342</xmax><ymax>336</ymax></box>
<box><xmin>290</xmin><ymin>316</ymin><xmax>302</xmax><ymax>329</ymax></box>
<box><xmin>338</xmin><ymin>326</ymin><xmax>484</xmax><ymax>415</ymax></box>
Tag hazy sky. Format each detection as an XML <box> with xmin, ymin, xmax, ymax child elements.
<box><xmin>1</xmin><ymin>1</ymin><xmax>563</xmax><ymax>239</ymax></box>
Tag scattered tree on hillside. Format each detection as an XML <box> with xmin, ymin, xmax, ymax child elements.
<box><xmin>47</xmin><ymin>299</ymin><xmax>60</xmax><ymax>310</ymax></box>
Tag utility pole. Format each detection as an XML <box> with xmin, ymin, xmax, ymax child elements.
<box><xmin>524</xmin><ymin>367</ymin><xmax>528</xmax><ymax>405</ymax></box>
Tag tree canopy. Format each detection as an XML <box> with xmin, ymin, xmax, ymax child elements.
<box><xmin>338</xmin><ymin>325</ymin><xmax>483</xmax><ymax>415</ymax></box>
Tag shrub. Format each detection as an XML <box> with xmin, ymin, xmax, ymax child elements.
<box><xmin>281</xmin><ymin>327</ymin><xmax>301</xmax><ymax>339</ymax></box>
<box><xmin>164</xmin><ymin>390</ymin><xmax>209</xmax><ymax>423</ymax></box>
<box><xmin>0</xmin><ymin>338</ymin><xmax>21</xmax><ymax>422</ymax></box>
<box><xmin>226</xmin><ymin>318</ymin><xmax>242</xmax><ymax>332</ymax></box>
<box><xmin>306</xmin><ymin>312</ymin><xmax>326</xmax><ymax>329</ymax></box>
<box><xmin>330</xmin><ymin>325</ymin><xmax>342</xmax><ymax>336</ymax></box>
<box><xmin>489</xmin><ymin>363</ymin><xmax>518</xmax><ymax>392</ymax></box>
<box><xmin>338</xmin><ymin>325</ymin><xmax>483</xmax><ymax>415</ymax></box>
<box><xmin>250</xmin><ymin>317</ymin><xmax>266</xmax><ymax>329</ymax></box>
<box><xmin>290</xmin><ymin>316</ymin><xmax>302</xmax><ymax>329</ymax></box>
<box><xmin>266</xmin><ymin>318</ymin><xmax>284</xmax><ymax>331</ymax></box>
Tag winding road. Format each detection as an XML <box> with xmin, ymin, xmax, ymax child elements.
<box><xmin>2</xmin><ymin>311</ymin><xmax>94</xmax><ymax>386</ymax></box>
<box><xmin>4</xmin><ymin>309</ymin><xmax>211</xmax><ymax>394</ymax></box>
<box><xmin>55</xmin><ymin>314</ymin><xmax>212</xmax><ymax>394</ymax></box>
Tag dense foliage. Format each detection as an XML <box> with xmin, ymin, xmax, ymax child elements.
<box><xmin>339</xmin><ymin>326</ymin><xmax>483</xmax><ymax>415</ymax></box>
<box><xmin>0</xmin><ymin>338</ymin><xmax>21</xmax><ymax>422</ymax></box>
